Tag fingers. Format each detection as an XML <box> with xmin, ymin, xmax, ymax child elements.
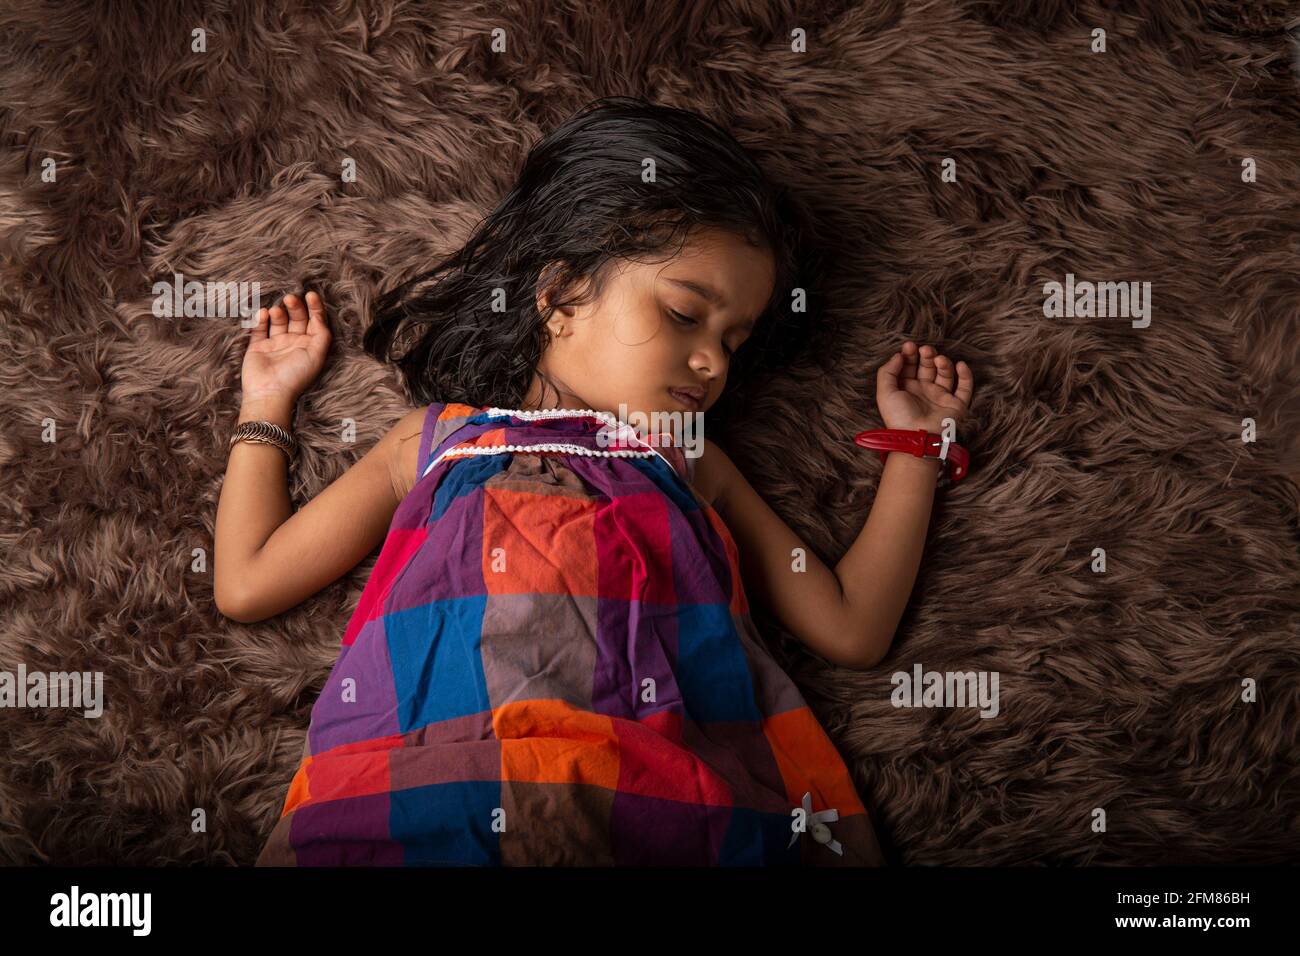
<box><xmin>875</xmin><ymin>351</ymin><xmax>904</xmax><ymax>408</ymax></box>
<box><xmin>284</xmin><ymin>293</ymin><xmax>309</xmax><ymax>335</ymax></box>
<box><xmin>954</xmin><ymin>360</ymin><xmax>974</xmax><ymax>408</ymax></box>
<box><xmin>267</xmin><ymin>290</ymin><xmax>328</xmax><ymax>339</ymax></box>
<box><xmin>305</xmin><ymin>290</ymin><xmax>327</xmax><ymax>331</ymax></box>
<box><xmin>917</xmin><ymin>356</ymin><xmax>975</xmax><ymax>410</ymax></box>
<box><xmin>249</xmin><ymin>307</ymin><xmax>269</xmax><ymax>340</ymax></box>
<box><xmin>892</xmin><ymin>340</ymin><xmax>976</xmax><ymax>411</ymax></box>
<box><xmin>876</xmin><ymin>350</ymin><xmax>903</xmax><ymax>391</ymax></box>
<box><xmin>899</xmin><ymin>340</ymin><xmax>919</xmax><ymax>379</ymax></box>
<box><xmin>268</xmin><ymin>299</ymin><xmax>289</xmax><ymax>337</ymax></box>
<box><xmin>305</xmin><ymin>291</ymin><xmax>331</xmax><ymax>362</ymax></box>
<box><xmin>916</xmin><ymin>344</ymin><xmax>938</xmax><ymax>384</ymax></box>
<box><xmin>934</xmin><ymin>353</ymin><xmax>955</xmax><ymax>391</ymax></box>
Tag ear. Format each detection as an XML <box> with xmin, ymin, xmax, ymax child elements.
<box><xmin>536</xmin><ymin>261</ymin><xmax>569</xmax><ymax>319</ymax></box>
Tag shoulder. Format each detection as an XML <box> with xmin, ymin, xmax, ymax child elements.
<box><xmin>386</xmin><ymin>404</ymin><xmax>437</xmax><ymax>504</ymax></box>
<box><xmin>690</xmin><ymin>436</ymin><xmax>736</xmax><ymax>511</ymax></box>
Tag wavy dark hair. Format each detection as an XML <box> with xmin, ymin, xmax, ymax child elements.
<box><xmin>364</xmin><ymin>95</ymin><xmax>826</xmax><ymax>436</ymax></box>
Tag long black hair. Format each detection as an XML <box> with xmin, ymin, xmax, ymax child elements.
<box><xmin>364</xmin><ymin>95</ymin><xmax>825</xmax><ymax>435</ymax></box>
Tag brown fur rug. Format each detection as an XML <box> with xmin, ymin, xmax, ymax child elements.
<box><xmin>1</xmin><ymin>1</ymin><xmax>1297</xmax><ymax>865</ymax></box>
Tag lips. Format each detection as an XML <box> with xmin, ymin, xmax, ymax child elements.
<box><xmin>668</xmin><ymin>387</ymin><xmax>704</xmax><ymax>411</ymax></box>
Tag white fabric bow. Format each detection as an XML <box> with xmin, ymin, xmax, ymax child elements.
<box><xmin>787</xmin><ymin>791</ymin><xmax>843</xmax><ymax>856</ymax></box>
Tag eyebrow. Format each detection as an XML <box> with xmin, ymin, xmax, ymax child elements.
<box><xmin>664</xmin><ymin>277</ymin><xmax>757</xmax><ymax>331</ymax></box>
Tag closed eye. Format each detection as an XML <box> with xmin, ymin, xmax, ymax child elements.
<box><xmin>669</xmin><ymin>309</ymin><xmax>735</xmax><ymax>356</ymax></box>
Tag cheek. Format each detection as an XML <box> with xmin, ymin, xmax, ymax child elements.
<box><xmin>607</xmin><ymin>308</ymin><xmax>668</xmax><ymax>351</ymax></box>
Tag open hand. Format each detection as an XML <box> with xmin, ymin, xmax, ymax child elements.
<box><xmin>875</xmin><ymin>341</ymin><xmax>974</xmax><ymax>432</ymax></box>
<box><xmin>240</xmin><ymin>291</ymin><xmax>332</xmax><ymax>402</ymax></box>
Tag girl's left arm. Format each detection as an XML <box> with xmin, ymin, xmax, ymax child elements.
<box><xmin>704</xmin><ymin>340</ymin><xmax>974</xmax><ymax>670</ymax></box>
<box><xmin>704</xmin><ymin>439</ymin><xmax>939</xmax><ymax>670</ymax></box>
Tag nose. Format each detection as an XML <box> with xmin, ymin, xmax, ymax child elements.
<box><xmin>689</xmin><ymin>340</ymin><xmax>727</xmax><ymax>377</ymax></box>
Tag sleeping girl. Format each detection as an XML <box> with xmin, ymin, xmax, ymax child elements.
<box><xmin>214</xmin><ymin>96</ymin><xmax>975</xmax><ymax>866</ymax></box>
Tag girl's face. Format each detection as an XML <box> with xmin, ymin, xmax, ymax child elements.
<box><xmin>521</xmin><ymin>227</ymin><xmax>776</xmax><ymax>422</ymax></box>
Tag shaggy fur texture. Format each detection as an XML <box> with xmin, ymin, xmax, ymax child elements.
<box><xmin>1</xmin><ymin>1</ymin><xmax>1296</xmax><ymax>865</ymax></box>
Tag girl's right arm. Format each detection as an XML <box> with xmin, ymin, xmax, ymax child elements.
<box><xmin>213</xmin><ymin>291</ymin><xmax>427</xmax><ymax>623</ymax></box>
<box><xmin>214</xmin><ymin>398</ymin><xmax>426</xmax><ymax>623</ymax></box>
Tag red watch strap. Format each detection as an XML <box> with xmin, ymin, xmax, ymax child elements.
<box><xmin>853</xmin><ymin>428</ymin><xmax>970</xmax><ymax>483</ymax></box>
<box><xmin>855</xmin><ymin>428</ymin><xmax>928</xmax><ymax>457</ymax></box>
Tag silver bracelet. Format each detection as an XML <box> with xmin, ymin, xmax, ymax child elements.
<box><xmin>229</xmin><ymin>420</ymin><xmax>295</xmax><ymax>460</ymax></box>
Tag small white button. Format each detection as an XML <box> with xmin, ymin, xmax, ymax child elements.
<box><xmin>811</xmin><ymin>822</ymin><xmax>833</xmax><ymax>845</ymax></box>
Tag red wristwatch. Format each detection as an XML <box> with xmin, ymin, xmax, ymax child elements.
<box><xmin>853</xmin><ymin>428</ymin><xmax>970</xmax><ymax>483</ymax></box>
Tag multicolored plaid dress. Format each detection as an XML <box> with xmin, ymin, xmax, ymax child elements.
<box><xmin>256</xmin><ymin>403</ymin><xmax>885</xmax><ymax>866</ymax></box>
